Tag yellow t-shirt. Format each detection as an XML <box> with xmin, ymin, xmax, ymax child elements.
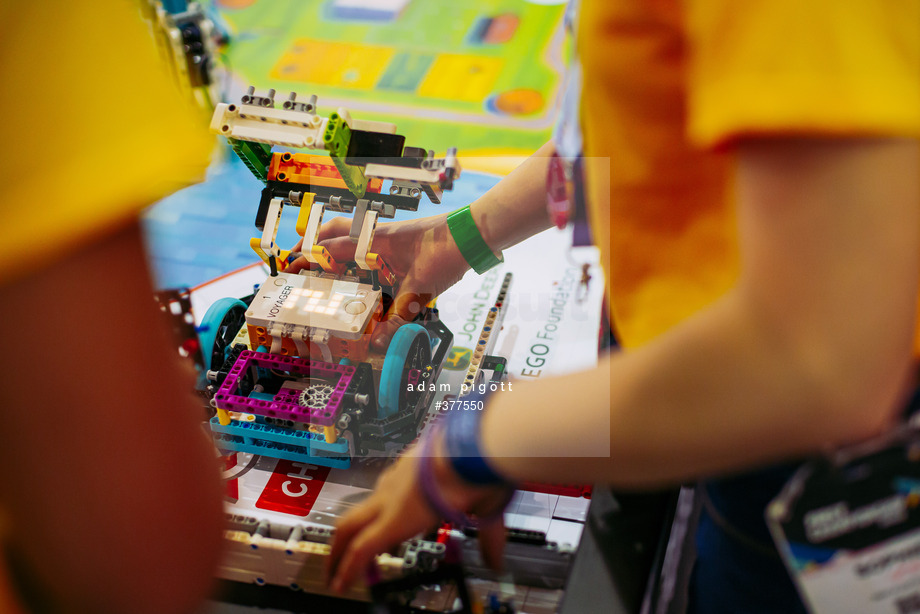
<box><xmin>578</xmin><ymin>0</ymin><xmax>920</xmax><ymax>350</ymax></box>
<box><xmin>0</xmin><ymin>1</ymin><xmax>213</xmax><ymax>285</ymax></box>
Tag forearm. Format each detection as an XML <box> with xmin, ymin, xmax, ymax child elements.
<box><xmin>469</xmin><ymin>141</ymin><xmax>555</xmax><ymax>253</ymax></box>
<box><xmin>480</xmin><ymin>138</ymin><xmax>919</xmax><ymax>489</ymax></box>
<box><xmin>481</xmin><ymin>288</ymin><xmax>910</xmax><ymax>488</ymax></box>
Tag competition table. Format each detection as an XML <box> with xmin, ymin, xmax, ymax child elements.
<box><xmin>144</xmin><ymin>153</ymin><xmax>652</xmax><ymax>613</ymax></box>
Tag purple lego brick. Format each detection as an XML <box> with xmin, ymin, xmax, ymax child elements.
<box><xmin>214</xmin><ymin>350</ymin><xmax>354</xmax><ymax>426</ymax></box>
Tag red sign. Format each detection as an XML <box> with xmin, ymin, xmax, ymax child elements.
<box><xmin>223</xmin><ymin>453</ymin><xmax>239</xmax><ymax>503</ymax></box>
<box><xmin>256</xmin><ymin>459</ymin><xmax>330</xmax><ymax>516</ymax></box>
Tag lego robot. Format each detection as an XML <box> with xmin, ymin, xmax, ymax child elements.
<box><xmin>198</xmin><ymin>87</ymin><xmax>469</xmax><ymax>469</ymax></box>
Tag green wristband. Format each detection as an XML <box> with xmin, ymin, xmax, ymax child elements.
<box><xmin>446</xmin><ymin>206</ymin><xmax>503</xmax><ymax>275</ymax></box>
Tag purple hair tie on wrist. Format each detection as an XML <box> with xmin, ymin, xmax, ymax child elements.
<box><xmin>417</xmin><ymin>422</ymin><xmax>513</xmax><ymax>529</ymax></box>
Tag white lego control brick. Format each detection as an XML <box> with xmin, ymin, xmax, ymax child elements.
<box><xmin>246</xmin><ymin>273</ymin><xmax>381</xmax><ymax>339</ymax></box>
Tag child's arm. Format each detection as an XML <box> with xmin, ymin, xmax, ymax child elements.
<box><xmin>485</xmin><ymin>137</ymin><xmax>919</xmax><ymax>486</ymax></box>
<box><xmin>328</xmin><ymin>137</ymin><xmax>919</xmax><ymax>591</ymax></box>
<box><xmin>286</xmin><ymin>142</ymin><xmax>557</xmax><ymax>346</ymax></box>
<box><xmin>0</xmin><ymin>221</ymin><xmax>224</xmax><ymax>614</ymax></box>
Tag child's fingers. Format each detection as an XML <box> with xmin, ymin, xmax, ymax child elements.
<box><xmin>478</xmin><ymin>519</ymin><xmax>507</xmax><ymax>572</ymax></box>
<box><xmin>317</xmin><ymin>216</ymin><xmax>352</xmax><ymax>243</ymax></box>
<box><xmin>327</xmin><ymin>499</ymin><xmax>381</xmax><ymax>587</ymax></box>
<box><xmin>329</xmin><ymin>519</ymin><xmax>394</xmax><ymax>594</ymax></box>
<box><xmin>319</xmin><ymin>235</ymin><xmax>359</xmax><ymax>263</ymax></box>
<box><xmin>371</xmin><ymin>291</ymin><xmax>433</xmax><ymax>350</ymax></box>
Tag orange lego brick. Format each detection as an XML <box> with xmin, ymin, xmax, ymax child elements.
<box><xmin>311</xmin><ymin>245</ymin><xmax>345</xmax><ymax>275</ymax></box>
<box><xmin>365</xmin><ymin>253</ymin><xmax>398</xmax><ymax>287</ymax></box>
<box><xmin>268</xmin><ymin>152</ymin><xmax>382</xmax><ymax>193</ymax></box>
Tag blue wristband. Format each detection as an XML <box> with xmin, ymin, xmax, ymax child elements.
<box><xmin>417</xmin><ymin>421</ymin><xmax>514</xmax><ymax>529</ymax></box>
<box><xmin>442</xmin><ymin>392</ymin><xmax>509</xmax><ymax>486</ymax></box>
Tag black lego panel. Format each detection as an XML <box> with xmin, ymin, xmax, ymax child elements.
<box><xmin>345</xmin><ymin>130</ymin><xmax>405</xmax><ymax>166</ymax></box>
<box><xmin>265</xmin><ymin>180</ymin><xmax>422</xmax><ymax>212</ymax></box>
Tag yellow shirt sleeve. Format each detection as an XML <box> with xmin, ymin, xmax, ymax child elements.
<box><xmin>0</xmin><ymin>0</ymin><xmax>214</xmax><ymax>285</ymax></box>
<box><xmin>686</xmin><ymin>0</ymin><xmax>920</xmax><ymax>147</ymax></box>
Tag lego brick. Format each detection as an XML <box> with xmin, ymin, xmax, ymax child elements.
<box><xmin>230</xmin><ymin>139</ymin><xmax>272</xmax><ymax>183</ymax></box>
<box><xmin>213</xmin><ymin>431</ymin><xmax>306</xmax><ymax>458</ymax></box>
<box><xmin>211</xmin><ymin>102</ymin><xmax>327</xmax><ymax>150</ymax></box>
<box><xmin>179</xmin><ymin>21</ymin><xmax>210</xmax><ymax>87</ymax></box>
<box><xmin>218</xmin><ymin>528</ymin><xmax>368</xmax><ymax>599</ymax></box>
<box><xmin>149</xmin><ymin>0</ymin><xmax>218</xmax><ymax>107</ymax></box>
<box><xmin>345</xmin><ymin>130</ymin><xmax>406</xmax><ymax>166</ymax></box>
<box><xmin>365</xmin><ymin>253</ymin><xmax>398</xmax><ymax>286</ymax></box>
<box><xmin>264</xmin><ymin>179</ymin><xmax>420</xmax><ymax>212</ymax></box>
<box><xmin>330</xmin><ymin>155</ymin><xmax>367</xmax><ymax>199</ymax></box>
<box><xmin>214</xmin><ymin>351</ymin><xmax>354</xmax><ymax>426</ymax></box>
<box><xmin>460</xmin><ymin>273</ymin><xmax>512</xmax><ymax>397</ymax></box>
<box><xmin>246</xmin><ymin>273</ymin><xmax>382</xmax><ymax>340</ymax></box>
<box><xmin>349</xmin><ymin>118</ymin><xmax>398</xmax><ymax>134</ymax></box>
<box><xmin>322</xmin><ymin>112</ymin><xmax>350</xmax><ymax>157</ymax></box>
<box><xmin>354</xmin><ymin>210</ymin><xmax>378</xmax><ymax>271</ymax></box>
<box><xmin>459</xmin><ymin>537</ymin><xmax>574</xmax><ymax>590</ymax></box>
<box><xmin>349</xmin><ymin>199</ymin><xmax>368</xmax><ymax>242</ymax></box>
<box><xmin>248</xmin><ymin>237</ymin><xmax>293</xmax><ymax>273</ymax></box>
<box><xmin>268</xmin><ymin>152</ymin><xmax>384</xmax><ymax>193</ymax></box>
<box><xmin>322</xmin><ymin>110</ymin><xmax>368</xmax><ymax>198</ymax></box>
<box><xmin>259</xmin><ymin>197</ymin><xmax>283</xmax><ymax>260</ymax></box>
<box><xmin>210</xmin><ymin>416</ymin><xmax>315</xmax><ymax>448</ymax></box>
<box><xmin>364</xmin><ymin>162</ymin><xmax>443</xmax><ymax>184</ymax></box>
<box><xmin>295</xmin><ymin>192</ymin><xmax>314</xmax><ymax>236</ymax></box>
<box><xmin>281</xmin><ymin>92</ymin><xmax>317</xmax><ymax>114</ymax></box>
<box><xmin>226</xmin><ymin>513</ymin><xmax>261</xmax><ymax>535</ymax></box>
<box><xmin>213</xmin><ymin>431</ymin><xmax>351</xmax><ymax>469</ymax></box>
<box><xmin>310</xmin><ymin>436</ymin><xmax>350</xmax><ymax>456</ymax></box>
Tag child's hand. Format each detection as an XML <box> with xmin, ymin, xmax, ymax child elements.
<box><xmin>286</xmin><ymin>213</ymin><xmax>470</xmax><ymax>349</ymax></box>
<box><xmin>326</xmin><ymin>437</ymin><xmax>510</xmax><ymax>594</ymax></box>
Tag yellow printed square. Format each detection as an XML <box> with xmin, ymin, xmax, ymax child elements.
<box><xmin>271</xmin><ymin>39</ymin><xmax>394</xmax><ymax>89</ymax></box>
<box><xmin>417</xmin><ymin>54</ymin><xmax>503</xmax><ymax>103</ymax></box>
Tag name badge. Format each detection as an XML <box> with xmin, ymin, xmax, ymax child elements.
<box><xmin>768</xmin><ymin>424</ymin><xmax>920</xmax><ymax>613</ymax></box>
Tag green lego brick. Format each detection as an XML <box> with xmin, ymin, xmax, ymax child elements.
<box><xmin>330</xmin><ymin>155</ymin><xmax>367</xmax><ymax>199</ymax></box>
<box><xmin>323</xmin><ymin>112</ymin><xmax>367</xmax><ymax>198</ymax></box>
<box><xmin>322</xmin><ymin>112</ymin><xmax>350</xmax><ymax>156</ymax></box>
<box><xmin>230</xmin><ymin>138</ymin><xmax>272</xmax><ymax>183</ymax></box>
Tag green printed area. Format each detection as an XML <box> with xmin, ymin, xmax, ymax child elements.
<box><xmin>377</xmin><ymin>51</ymin><xmax>435</xmax><ymax>93</ymax></box>
<box><xmin>216</xmin><ymin>0</ymin><xmax>565</xmax><ymax>155</ymax></box>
